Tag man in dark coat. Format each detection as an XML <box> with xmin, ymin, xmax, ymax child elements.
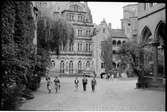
<box><xmin>82</xmin><ymin>74</ymin><xmax>88</xmax><ymax>91</ymax></box>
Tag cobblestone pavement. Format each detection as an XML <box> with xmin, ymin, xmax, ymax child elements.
<box><xmin>19</xmin><ymin>77</ymin><xmax>165</xmax><ymax>111</ymax></box>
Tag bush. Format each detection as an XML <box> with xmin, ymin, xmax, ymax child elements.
<box><xmin>1</xmin><ymin>84</ymin><xmax>22</xmax><ymax>110</ymax></box>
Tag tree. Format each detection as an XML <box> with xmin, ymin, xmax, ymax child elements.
<box><xmin>101</xmin><ymin>38</ymin><xmax>113</xmax><ymax>73</ymax></box>
<box><xmin>36</xmin><ymin>14</ymin><xmax>74</xmax><ymax>77</ymax></box>
<box><xmin>1</xmin><ymin>1</ymin><xmax>36</xmax><ymax>109</ymax></box>
<box><xmin>118</xmin><ymin>40</ymin><xmax>143</xmax><ymax>77</ymax></box>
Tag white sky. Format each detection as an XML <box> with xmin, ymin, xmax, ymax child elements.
<box><xmin>88</xmin><ymin>2</ymin><xmax>137</xmax><ymax>29</ymax></box>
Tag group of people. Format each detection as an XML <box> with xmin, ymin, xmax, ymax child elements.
<box><xmin>46</xmin><ymin>75</ymin><xmax>97</xmax><ymax>93</ymax></box>
<box><xmin>46</xmin><ymin>76</ymin><xmax>60</xmax><ymax>93</ymax></box>
<box><xmin>74</xmin><ymin>75</ymin><xmax>97</xmax><ymax>92</ymax></box>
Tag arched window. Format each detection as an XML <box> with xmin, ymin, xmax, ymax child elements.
<box><xmin>122</xmin><ymin>41</ymin><xmax>126</xmax><ymax>44</ymax></box>
<box><xmin>113</xmin><ymin>62</ymin><xmax>116</xmax><ymax>68</ymax></box>
<box><xmin>113</xmin><ymin>40</ymin><xmax>116</xmax><ymax>46</ymax></box>
<box><xmin>141</xmin><ymin>26</ymin><xmax>152</xmax><ymax>43</ymax></box>
<box><xmin>69</xmin><ymin>61</ymin><xmax>73</xmax><ymax>74</ymax></box>
<box><xmin>60</xmin><ymin>61</ymin><xmax>64</xmax><ymax>73</ymax></box>
<box><xmin>78</xmin><ymin>42</ymin><xmax>82</xmax><ymax>51</ymax></box>
<box><xmin>86</xmin><ymin>61</ymin><xmax>90</xmax><ymax>69</ymax></box>
<box><xmin>78</xmin><ymin>61</ymin><xmax>82</xmax><ymax>72</ymax></box>
<box><xmin>117</xmin><ymin>40</ymin><xmax>121</xmax><ymax>46</ymax></box>
<box><xmin>78</xmin><ymin>42</ymin><xmax>81</xmax><ymax>51</ymax></box>
<box><xmin>51</xmin><ymin>60</ymin><xmax>55</xmax><ymax>67</ymax></box>
<box><xmin>86</xmin><ymin>43</ymin><xmax>88</xmax><ymax>51</ymax></box>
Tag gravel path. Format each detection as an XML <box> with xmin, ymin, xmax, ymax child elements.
<box><xmin>19</xmin><ymin>77</ymin><xmax>165</xmax><ymax>111</ymax></box>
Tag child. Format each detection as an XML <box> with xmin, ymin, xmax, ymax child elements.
<box><xmin>54</xmin><ymin>76</ymin><xmax>60</xmax><ymax>93</ymax></box>
<box><xmin>74</xmin><ymin>77</ymin><xmax>79</xmax><ymax>90</ymax></box>
<box><xmin>46</xmin><ymin>77</ymin><xmax>52</xmax><ymax>93</ymax></box>
<box><xmin>91</xmin><ymin>77</ymin><xmax>96</xmax><ymax>92</ymax></box>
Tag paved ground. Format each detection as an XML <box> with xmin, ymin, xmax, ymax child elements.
<box><xmin>19</xmin><ymin>77</ymin><xmax>165</xmax><ymax>111</ymax></box>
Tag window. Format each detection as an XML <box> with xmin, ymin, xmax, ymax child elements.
<box><xmin>149</xmin><ymin>3</ymin><xmax>153</xmax><ymax>7</ymax></box>
<box><xmin>88</xmin><ymin>43</ymin><xmax>91</xmax><ymax>52</ymax></box>
<box><xmin>128</xmin><ymin>23</ymin><xmax>131</xmax><ymax>26</ymax></box>
<box><xmin>89</xmin><ymin>30</ymin><xmax>91</xmax><ymax>36</ymax></box>
<box><xmin>113</xmin><ymin>40</ymin><xmax>116</xmax><ymax>46</ymax></box>
<box><xmin>69</xmin><ymin>61</ymin><xmax>73</xmax><ymax>74</ymax></box>
<box><xmin>78</xmin><ymin>42</ymin><xmax>82</xmax><ymax>51</ymax></box>
<box><xmin>66</xmin><ymin>62</ymin><xmax>68</xmax><ymax>72</ymax></box>
<box><xmin>69</xmin><ymin>43</ymin><xmax>73</xmax><ymax>51</ymax></box>
<box><xmin>60</xmin><ymin>43</ymin><xmax>65</xmax><ymax>51</ymax></box>
<box><xmin>78</xmin><ymin>15</ymin><xmax>81</xmax><ymax>22</ymax></box>
<box><xmin>68</xmin><ymin>14</ymin><xmax>74</xmax><ymax>21</ymax></box>
<box><xmin>74</xmin><ymin>5</ymin><xmax>78</xmax><ymax>11</ymax></box>
<box><xmin>60</xmin><ymin>61</ymin><xmax>64</xmax><ymax>73</ymax></box>
<box><xmin>86</xmin><ymin>43</ymin><xmax>88</xmax><ymax>51</ymax></box>
<box><xmin>78</xmin><ymin>29</ymin><xmax>82</xmax><ymax>36</ymax></box>
<box><xmin>78</xmin><ymin>61</ymin><xmax>82</xmax><ymax>71</ymax></box>
<box><xmin>71</xmin><ymin>15</ymin><xmax>74</xmax><ymax>21</ymax></box>
<box><xmin>101</xmin><ymin>63</ymin><xmax>105</xmax><ymax>68</ymax></box>
<box><xmin>86</xmin><ymin>61</ymin><xmax>90</xmax><ymax>69</ymax></box>
<box><xmin>86</xmin><ymin>30</ymin><xmax>91</xmax><ymax>36</ymax></box>
<box><xmin>117</xmin><ymin>40</ymin><xmax>121</xmax><ymax>46</ymax></box>
<box><xmin>86</xmin><ymin>30</ymin><xmax>89</xmax><ymax>36</ymax></box>
<box><xmin>51</xmin><ymin>60</ymin><xmax>55</xmax><ymax>67</ymax></box>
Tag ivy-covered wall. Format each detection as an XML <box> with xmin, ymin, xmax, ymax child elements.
<box><xmin>1</xmin><ymin>1</ymin><xmax>37</xmax><ymax>110</ymax></box>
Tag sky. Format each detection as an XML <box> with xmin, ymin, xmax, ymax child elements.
<box><xmin>88</xmin><ymin>2</ymin><xmax>137</xmax><ymax>29</ymax></box>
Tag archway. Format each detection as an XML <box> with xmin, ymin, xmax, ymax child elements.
<box><xmin>113</xmin><ymin>40</ymin><xmax>116</xmax><ymax>46</ymax></box>
<box><xmin>60</xmin><ymin>61</ymin><xmax>64</xmax><ymax>73</ymax></box>
<box><xmin>69</xmin><ymin>61</ymin><xmax>73</xmax><ymax>74</ymax></box>
<box><xmin>113</xmin><ymin>62</ymin><xmax>116</xmax><ymax>68</ymax></box>
<box><xmin>155</xmin><ymin>21</ymin><xmax>166</xmax><ymax>78</ymax></box>
<box><xmin>78</xmin><ymin>61</ymin><xmax>82</xmax><ymax>73</ymax></box>
<box><xmin>117</xmin><ymin>40</ymin><xmax>121</xmax><ymax>46</ymax></box>
<box><xmin>140</xmin><ymin>26</ymin><xmax>153</xmax><ymax>76</ymax></box>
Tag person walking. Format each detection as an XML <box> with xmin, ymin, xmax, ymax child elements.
<box><xmin>82</xmin><ymin>74</ymin><xmax>88</xmax><ymax>91</ymax></box>
<box><xmin>91</xmin><ymin>77</ymin><xmax>96</xmax><ymax>92</ymax></box>
<box><xmin>54</xmin><ymin>76</ymin><xmax>60</xmax><ymax>93</ymax></box>
<box><xmin>74</xmin><ymin>77</ymin><xmax>79</xmax><ymax>91</ymax></box>
<box><xmin>46</xmin><ymin>77</ymin><xmax>52</xmax><ymax>93</ymax></box>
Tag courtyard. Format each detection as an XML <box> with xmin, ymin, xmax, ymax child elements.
<box><xmin>19</xmin><ymin>77</ymin><xmax>165</xmax><ymax>111</ymax></box>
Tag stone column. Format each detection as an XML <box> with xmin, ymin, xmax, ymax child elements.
<box><xmin>153</xmin><ymin>45</ymin><xmax>158</xmax><ymax>81</ymax></box>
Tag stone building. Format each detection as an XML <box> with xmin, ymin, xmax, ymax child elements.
<box><xmin>137</xmin><ymin>3</ymin><xmax>166</xmax><ymax>85</ymax></box>
<box><xmin>111</xmin><ymin>29</ymin><xmax>128</xmax><ymax>70</ymax></box>
<box><xmin>92</xmin><ymin>19</ymin><xmax>128</xmax><ymax>77</ymax></box>
<box><xmin>45</xmin><ymin>2</ymin><xmax>95</xmax><ymax>76</ymax></box>
<box><xmin>92</xmin><ymin>19</ymin><xmax>112</xmax><ymax>77</ymax></box>
<box><xmin>121</xmin><ymin>4</ymin><xmax>138</xmax><ymax>41</ymax></box>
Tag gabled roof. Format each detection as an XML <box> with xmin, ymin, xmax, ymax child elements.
<box><xmin>111</xmin><ymin>29</ymin><xmax>127</xmax><ymax>38</ymax></box>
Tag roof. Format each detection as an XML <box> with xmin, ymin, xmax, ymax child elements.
<box><xmin>123</xmin><ymin>4</ymin><xmax>138</xmax><ymax>8</ymax></box>
<box><xmin>111</xmin><ymin>29</ymin><xmax>127</xmax><ymax>38</ymax></box>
